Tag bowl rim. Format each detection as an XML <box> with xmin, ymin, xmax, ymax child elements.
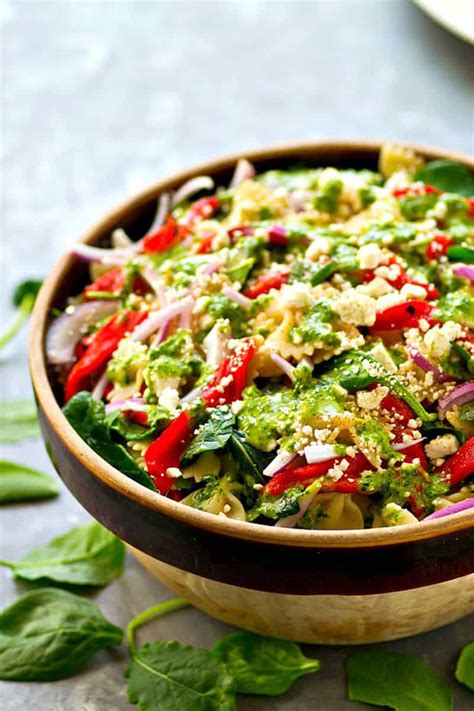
<box><xmin>29</xmin><ymin>139</ymin><xmax>474</xmax><ymax>549</ymax></box>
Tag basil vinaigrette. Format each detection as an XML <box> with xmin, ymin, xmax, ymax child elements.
<box><xmin>47</xmin><ymin>144</ymin><xmax>473</xmax><ymax>529</ymax></box>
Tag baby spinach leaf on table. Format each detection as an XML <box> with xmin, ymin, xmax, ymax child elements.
<box><xmin>455</xmin><ymin>641</ymin><xmax>474</xmax><ymax>691</ymax></box>
<box><xmin>414</xmin><ymin>160</ymin><xmax>474</xmax><ymax>197</ymax></box>
<box><xmin>63</xmin><ymin>392</ymin><xmax>156</xmax><ymax>491</ymax></box>
<box><xmin>0</xmin><ymin>399</ymin><xmax>40</xmax><ymax>443</ymax></box>
<box><xmin>125</xmin><ymin>640</ymin><xmax>236</xmax><ymax>711</ymax></box>
<box><xmin>0</xmin><ymin>588</ymin><xmax>122</xmax><ymax>681</ymax></box>
<box><xmin>182</xmin><ymin>408</ymin><xmax>235</xmax><ymax>465</ymax></box>
<box><xmin>212</xmin><ymin>631</ymin><xmax>320</xmax><ymax>695</ymax></box>
<box><xmin>1</xmin><ymin>520</ymin><xmax>125</xmax><ymax>586</ymax></box>
<box><xmin>0</xmin><ymin>279</ymin><xmax>43</xmax><ymax>350</ymax></box>
<box><xmin>346</xmin><ymin>651</ymin><xmax>453</xmax><ymax>711</ymax></box>
<box><xmin>0</xmin><ymin>460</ymin><xmax>59</xmax><ymax>503</ymax></box>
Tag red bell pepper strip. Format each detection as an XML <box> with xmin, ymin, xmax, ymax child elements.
<box><xmin>264</xmin><ymin>451</ymin><xmax>373</xmax><ymax>496</ymax></box>
<box><xmin>268</xmin><ymin>225</ymin><xmax>288</xmax><ymax>246</ymax></box>
<box><xmin>142</xmin><ymin>216</ymin><xmax>183</xmax><ymax>254</ymax></box>
<box><xmin>64</xmin><ymin>310</ymin><xmax>147</xmax><ymax>402</ymax></box>
<box><xmin>468</xmin><ymin>199</ymin><xmax>474</xmax><ymax>218</ymax></box>
<box><xmin>185</xmin><ymin>197</ymin><xmax>219</xmax><ymax>225</ymax></box>
<box><xmin>392</xmin><ymin>184</ymin><xmax>441</xmax><ymax>198</ymax></box>
<box><xmin>243</xmin><ymin>271</ymin><xmax>289</xmax><ymax>299</ymax></box>
<box><xmin>426</xmin><ymin>234</ymin><xmax>453</xmax><ymax>260</ymax></box>
<box><xmin>372</xmin><ymin>300</ymin><xmax>433</xmax><ymax>331</ymax></box>
<box><xmin>439</xmin><ymin>437</ymin><xmax>474</xmax><ymax>487</ymax></box>
<box><xmin>144</xmin><ymin>411</ymin><xmax>195</xmax><ymax>494</ymax></box>
<box><xmin>379</xmin><ymin>393</ymin><xmax>415</xmax><ymax>439</ymax></box>
<box><xmin>144</xmin><ymin>338</ymin><xmax>256</xmax><ymax>491</ymax></box>
<box><xmin>84</xmin><ymin>268</ymin><xmax>125</xmax><ymax>299</ymax></box>
<box><xmin>195</xmin><ymin>233</ymin><xmax>215</xmax><ymax>254</ymax></box>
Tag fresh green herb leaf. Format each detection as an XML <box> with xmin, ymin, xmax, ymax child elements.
<box><xmin>0</xmin><ymin>460</ymin><xmax>59</xmax><ymax>503</ymax></box>
<box><xmin>125</xmin><ymin>641</ymin><xmax>236</xmax><ymax>711</ymax></box>
<box><xmin>0</xmin><ymin>399</ymin><xmax>40</xmax><ymax>443</ymax></box>
<box><xmin>0</xmin><ymin>588</ymin><xmax>122</xmax><ymax>681</ymax></box>
<box><xmin>0</xmin><ymin>279</ymin><xmax>43</xmax><ymax>350</ymax></box>
<box><xmin>433</xmin><ymin>290</ymin><xmax>474</xmax><ymax>329</ymax></box>
<box><xmin>447</xmin><ymin>245</ymin><xmax>474</xmax><ymax>263</ymax></box>
<box><xmin>347</xmin><ymin>651</ymin><xmax>453</xmax><ymax>711</ymax></box>
<box><xmin>459</xmin><ymin>402</ymin><xmax>474</xmax><ymax>422</ymax></box>
<box><xmin>455</xmin><ymin>641</ymin><xmax>474</xmax><ymax>691</ymax></box>
<box><xmin>415</xmin><ymin>160</ymin><xmax>474</xmax><ymax>197</ymax></box>
<box><xmin>183</xmin><ymin>408</ymin><xmax>235</xmax><ymax>465</ymax></box>
<box><xmin>228</xmin><ymin>430</ymin><xmax>272</xmax><ymax>496</ymax></box>
<box><xmin>212</xmin><ymin>631</ymin><xmax>319</xmax><ymax>695</ymax></box>
<box><xmin>247</xmin><ymin>485</ymin><xmax>304</xmax><ymax>521</ymax></box>
<box><xmin>1</xmin><ymin>521</ymin><xmax>125</xmax><ymax>586</ymax></box>
<box><xmin>63</xmin><ymin>392</ymin><xmax>156</xmax><ymax>491</ymax></box>
<box><xmin>107</xmin><ymin>410</ymin><xmax>157</xmax><ymax>441</ymax></box>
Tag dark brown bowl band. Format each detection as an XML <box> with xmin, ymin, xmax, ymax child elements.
<box><xmin>30</xmin><ymin>140</ymin><xmax>474</xmax><ymax>565</ymax></box>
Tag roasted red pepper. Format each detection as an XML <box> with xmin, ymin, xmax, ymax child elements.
<box><xmin>195</xmin><ymin>233</ymin><xmax>215</xmax><ymax>254</ymax></box>
<box><xmin>268</xmin><ymin>225</ymin><xmax>288</xmax><ymax>246</ymax></box>
<box><xmin>144</xmin><ymin>411</ymin><xmax>195</xmax><ymax>494</ymax></box>
<box><xmin>392</xmin><ymin>184</ymin><xmax>440</xmax><ymax>198</ymax></box>
<box><xmin>142</xmin><ymin>217</ymin><xmax>183</xmax><ymax>254</ymax></box>
<box><xmin>243</xmin><ymin>271</ymin><xmax>289</xmax><ymax>299</ymax></box>
<box><xmin>468</xmin><ymin>199</ymin><xmax>474</xmax><ymax>218</ymax></box>
<box><xmin>186</xmin><ymin>197</ymin><xmax>219</xmax><ymax>225</ymax></box>
<box><xmin>439</xmin><ymin>437</ymin><xmax>474</xmax><ymax>486</ymax></box>
<box><xmin>144</xmin><ymin>338</ymin><xmax>256</xmax><ymax>491</ymax></box>
<box><xmin>84</xmin><ymin>268</ymin><xmax>126</xmax><ymax>298</ymax></box>
<box><xmin>264</xmin><ymin>452</ymin><xmax>373</xmax><ymax>496</ymax></box>
<box><xmin>380</xmin><ymin>393</ymin><xmax>415</xmax><ymax>439</ymax></box>
<box><xmin>372</xmin><ymin>300</ymin><xmax>433</xmax><ymax>331</ymax></box>
<box><xmin>64</xmin><ymin>310</ymin><xmax>147</xmax><ymax>402</ymax></box>
<box><xmin>426</xmin><ymin>234</ymin><xmax>453</xmax><ymax>261</ymax></box>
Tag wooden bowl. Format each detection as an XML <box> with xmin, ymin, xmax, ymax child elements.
<box><xmin>29</xmin><ymin>141</ymin><xmax>474</xmax><ymax>644</ymax></box>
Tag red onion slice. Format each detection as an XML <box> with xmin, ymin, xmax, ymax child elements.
<box><xmin>289</xmin><ymin>190</ymin><xmax>313</xmax><ymax>212</ymax></box>
<box><xmin>407</xmin><ymin>345</ymin><xmax>452</xmax><ymax>383</ymax></box>
<box><xmin>46</xmin><ymin>300</ymin><xmax>119</xmax><ymax>365</ymax></box>
<box><xmin>221</xmin><ymin>285</ymin><xmax>252</xmax><ymax>310</ymax></box>
<box><xmin>304</xmin><ymin>443</ymin><xmax>338</xmax><ymax>464</ymax></box>
<box><xmin>146</xmin><ymin>192</ymin><xmax>170</xmax><ymax>234</ymax></box>
<box><xmin>269</xmin><ymin>352</ymin><xmax>295</xmax><ymax>382</ymax></box>
<box><xmin>275</xmin><ymin>484</ymin><xmax>320</xmax><ymax>528</ymax></box>
<box><xmin>392</xmin><ymin>437</ymin><xmax>425</xmax><ymax>451</ymax></box>
<box><xmin>131</xmin><ymin>299</ymin><xmax>192</xmax><ymax>343</ymax></box>
<box><xmin>202</xmin><ymin>257</ymin><xmax>226</xmax><ymax>276</ymax></box>
<box><xmin>453</xmin><ymin>264</ymin><xmax>474</xmax><ymax>284</ymax></box>
<box><xmin>263</xmin><ymin>450</ymin><xmax>296</xmax><ymax>478</ymax></box>
<box><xmin>439</xmin><ymin>381</ymin><xmax>474</xmax><ymax>412</ymax></box>
<box><xmin>91</xmin><ymin>371</ymin><xmax>108</xmax><ymax>401</ymax></box>
<box><xmin>171</xmin><ymin>176</ymin><xmax>214</xmax><ymax>208</ymax></box>
<box><xmin>105</xmin><ymin>398</ymin><xmax>147</xmax><ymax>415</ymax></box>
<box><xmin>424</xmin><ymin>498</ymin><xmax>474</xmax><ymax>520</ymax></box>
<box><xmin>141</xmin><ymin>266</ymin><xmax>169</xmax><ymax>304</ymax></box>
<box><xmin>181</xmin><ymin>385</ymin><xmax>205</xmax><ymax>405</ymax></box>
<box><xmin>203</xmin><ymin>322</ymin><xmax>230</xmax><ymax>367</ymax></box>
<box><xmin>72</xmin><ymin>243</ymin><xmax>138</xmax><ymax>265</ymax></box>
<box><xmin>229</xmin><ymin>158</ymin><xmax>256</xmax><ymax>189</ymax></box>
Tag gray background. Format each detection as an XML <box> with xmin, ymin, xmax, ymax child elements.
<box><xmin>1</xmin><ymin>1</ymin><xmax>473</xmax><ymax>709</ymax></box>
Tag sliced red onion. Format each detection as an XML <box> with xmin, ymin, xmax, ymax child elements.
<box><xmin>91</xmin><ymin>371</ymin><xmax>108</xmax><ymax>401</ymax></box>
<box><xmin>304</xmin><ymin>443</ymin><xmax>338</xmax><ymax>464</ymax></box>
<box><xmin>146</xmin><ymin>192</ymin><xmax>170</xmax><ymax>234</ymax></box>
<box><xmin>181</xmin><ymin>385</ymin><xmax>205</xmax><ymax>405</ymax></box>
<box><xmin>131</xmin><ymin>299</ymin><xmax>192</xmax><ymax>342</ymax></box>
<box><xmin>407</xmin><ymin>345</ymin><xmax>452</xmax><ymax>383</ymax></box>
<box><xmin>221</xmin><ymin>285</ymin><xmax>252</xmax><ymax>310</ymax></box>
<box><xmin>47</xmin><ymin>300</ymin><xmax>119</xmax><ymax>365</ymax></box>
<box><xmin>454</xmin><ymin>264</ymin><xmax>474</xmax><ymax>284</ymax></box>
<box><xmin>151</xmin><ymin>321</ymin><xmax>170</xmax><ymax>348</ymax></box>
<box><xmin>270</xmin><ymin>352</ymin><xmax>295</xmax><ymax>382</ymax></box>
<box><xmin>202</xmin><ymin>257</ymin><xmax>226</xmax><ymax>276</ymax></box>
<box><xmin>392</xmin><ymin>437</ymin><xmax>425</xmax><ymax>451</ymax></box>
<box><xmin>72</xmin><ymin>243</ymin><xmax>138</xmax><ymax>265</ymax></box>
<box><xmin>180</xmin><ymin>301</ymin><xmax>193</xmax><ymax>330</ymax></box>
<box><xmin>263</xmin><ymin>450</ymin><xmax>296</xmax><ymax>478</ymax></box>
<box><xmin>141</xmin><ymin>266</ymin><xmax>169</xmax><ymax>304</ymax></box>
<box><xmin>439</xmin><ymin>381</ymin><xmax>474</xmax><ymax>412</ymax></box>
<box><xmin>228</xmin><ymin>225</ymin><xmax>254</xmax><ymax>240</ymax></box>
<box><xmin>275</xmin><ymin>485</ymin><xmax>319</xmax><ymax>528</ymax></box>
<box><xmin>424</xmin><ymin>499</ymin><xmax>474</xmax><ymax>520</ymax></box>
<box><xmin>105</xmin><ymin>397</ymin><xmax>147</xmax><ymax>415</ymax></box>
<box><xmin>203</xmin><ymin>322</ymin><xmax>230</xmax><ymax>367</ymax></box>
<box><xmin>229</xmin><ymin>158</ymin><xmax>256</xmax><ymax>189</ymax></box>
<box><xmin>171</xmin><ymin>176</ymin><xmax>214</xmax><ymax>208</ymax></box>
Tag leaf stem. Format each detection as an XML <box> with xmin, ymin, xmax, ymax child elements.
<box><xmin>127</xmin><ymin>598</ymin><xmax>190</xmax><ymax>653</ymax></box>
<box><xmin>0</xmin><ymin>560</ymin><xmax>15</xmax><ymax>569</ymax></box>
<box><xmin>0</xmin><ymin>295</ymin><xmax>34</xmax><ymax>350</ymax></box>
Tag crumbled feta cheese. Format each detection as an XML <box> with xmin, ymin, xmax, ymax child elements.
<box><xmin>279</xmin><ymin>283</ymin><xmax>311</xmax><ymax>309</ymax></box>
<box><xmin>400</xmin><ymin>283</ymin><xmax>427</xmax><ymax>300</ymax></box>
<box><xmin>358</xmin><ymin>243</ymin><xmax>383</xmax><ymax>270</ymax></box>
<box><xmin>370</xmin><ymin>343</ymin><xmax>398</xmax><ymax>373</ymax></box>
<box><xmin>356</xmin><ymin>385</ymin><xmax>389</xmax><ymax>410</ymax></box>
<box><xmin>425</xmin><ymin>435</ymin><xmax>459</xmax><ymax>460</ymax></box>
<box><xmin>333</xmin><ymin>292</ymin><xmax>377</xmax><ymax>326</ymax></box>
<box><xmin>305</xmin><ymin>237</ymin><xmax>331</xmax><ymax>261</ymax></box>
<box><xmin>358</xmin><ymin>277</ymin><xmax>393</xmax><ymax>298</ymax></box>
<box><xmin>166</xmin><ymin>467</ymin><xmax>182</xmax><ymax>479</ymax></box>
<box><xmin>158</xmin><ymin>387</ymin><xmax>180</xmax><ymax>411</ymax></box>
<box><xmin>424</xmin><ymin>327</ymin><xmax>451</xmax><ymax>360</ymax></box>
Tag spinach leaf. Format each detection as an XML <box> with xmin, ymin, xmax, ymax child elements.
<box><xmin>0</xmin><ymin>460</ymin><xmax>59</xmax><ymax>503</ymax></box>
<box><xmin>447</xmin><ymin>245</ymin><xmax>474</xmax><ymax>263</ymax></box>
<box><xmin>0</xmin><ymin>588</ymin><xmax>122</xmax><ymax>680</ymax></box>
<box><xmin>228</xmin><ymin>430</ymin><xmax>272</xmax><ymax>494</ymax></box>
<box><xmin>247</xmin><ymin>485</ymin><xmax>304</xmax><ymax>521</ymax></box>
<box><xmin>0</xmin><ymin>399</ymin><xmax>40</xmax><ymax>443</ymax></box>
<box><xmin>125</xmin><ymin>641</ymin><xmax>236</xmax><ymax>711</ymax></box>
<box><xmin>1</xmin><ymin>521</ymin><xmax>125</xmax><ymax>586</ymax></box>
<box><xmin>347</xmin><ymin>651</ymin><xmax>453</xmax><ymax>711</ymax></box>
<box><xmin>63</xmin><ymin>392</ymin><xmax>156</xmax><ymax>491</ymax></box>
<box><xmin>182</xmin><ymin>408</ymin><xmax>235</xmax><ymax>465</ymax></box>
<box><xmin>0</xmin><ymin>279</ymin><xmax>43</xmax><ymax>350</ymax></box>
<box><xmin>455</xmin><ymin>641</ymin><xmax>474</xmax><ymax>691</ymax></box>
<box><xmin>212</xmin><ymin>631</ymin><xmax>319</xmax><ymax>695</ymax></box>
<box><xmin>415</xmin><ymin>160</ymin><xmax>474</xmax><ymax>197</ymax></box>
<box><xmin>107</xmin><ymin>410</ymin><xmax>157</xmax><ymax>442</ymax></box>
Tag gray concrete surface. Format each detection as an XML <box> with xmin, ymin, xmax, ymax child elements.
<box><xmin>1</xmin><ymin>1</ymin><xmax>473</xmax><ymax>709</ymax></box>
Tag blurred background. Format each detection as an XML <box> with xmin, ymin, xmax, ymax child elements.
<box><xmin>1</xmin><ymin>1</ymin><xmax>473</xmax><ymax>709</ymax></box>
